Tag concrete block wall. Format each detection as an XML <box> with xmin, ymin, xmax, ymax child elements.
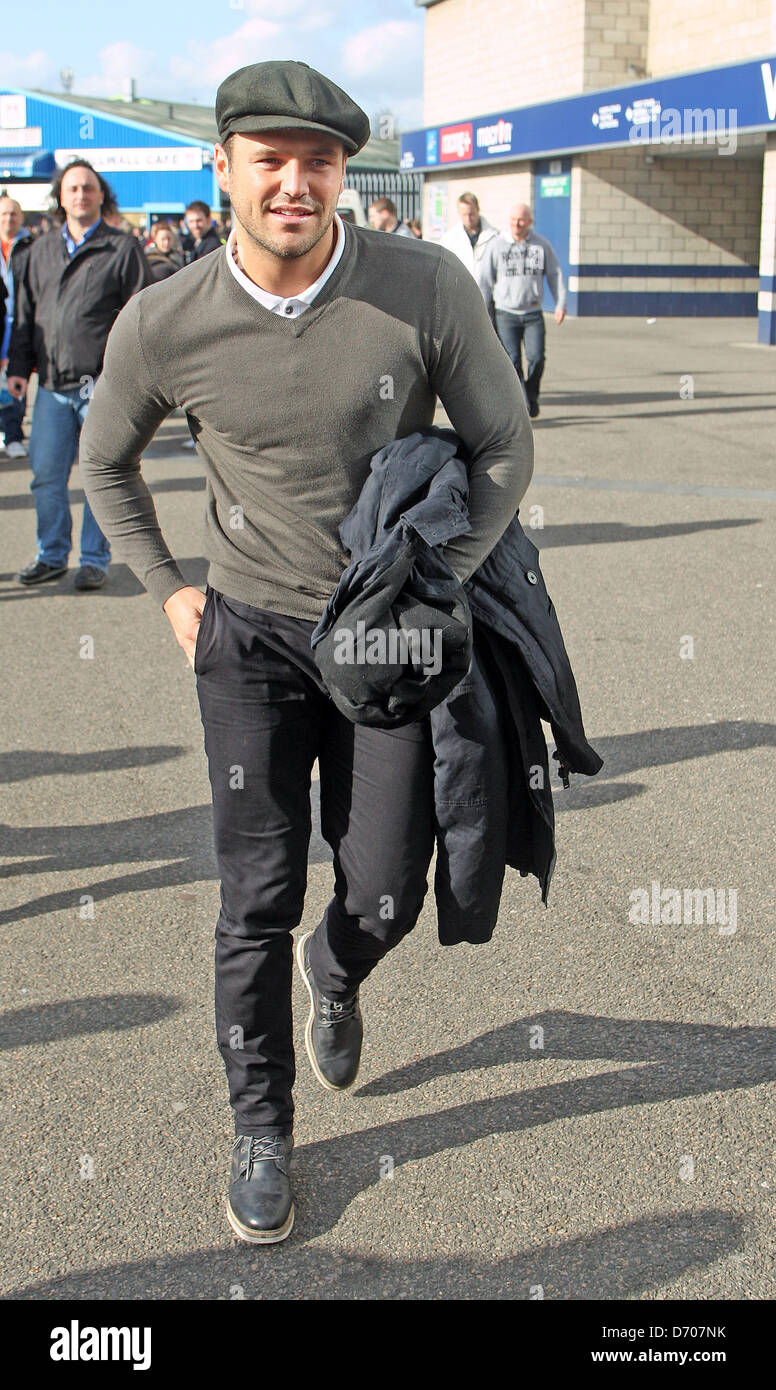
<box><xmin>568</xmin><ymin>148</ymin><xmax>762</xmax><ymax>313</ymax></box>
<box><xmin>577</xmin><ymin>150</ymin><xmax>762</xmax><ymax>264</ymax></box>
<box><xmin>423</xmin><ymin>0</ymin><xmax>587</xmax><ymax>126</ymax></box>
<box><xmin>758</xmin><ymin>133</ymin><xmax>776</xmax><ymax>342</ymax></box>
<box><xmin>647</xmin><ymin>0</ymin><xmax>776</xmax><ymax>77</ymax></box>
<box><xmin>583</xmin><ymin>0</ymin><xmax>649</xmax><ymax>92</ymax></box>
<box><xmin>422</xmin><ymin>0</ymin><xmax>775</xmax><ymax>127</ymax></box>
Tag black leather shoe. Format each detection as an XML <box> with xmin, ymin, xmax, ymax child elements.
<box><xmin>226</xmin><ymin>1134</ymin><xmax>294</xmax><ymax>1244</ymax></box>
<box><xmin>16</xmin><ymin>559</ymin><xmax>67</xmax><ymax>585</ymax></box>
<box><xmin>527</xmin><ymin>400</ymin><xmax>540</xmax><ymax>419</ymax></box>
<box><xmin>296</xmin><ymin>930</ymin><xmax>363</xmax><ymax>1091</ymax></box>
<box><xmin>74</xmin><ymin>565</ymin><xmax>107</xmax><ymax>590</ymax></box>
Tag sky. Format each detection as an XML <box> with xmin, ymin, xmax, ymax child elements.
<box><xmin>0</xmin><ymin>0</ymin><xmax>426</xmax><ymax>131</ymax></box>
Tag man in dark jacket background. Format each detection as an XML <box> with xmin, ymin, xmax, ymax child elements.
<box><xmin>0</xmin><ymin>195</ymin><xmax>33</xmax><ymax>458</ymax></box>
<box><xmin>182</xmin><ymin>200</ymin><xmax>224</xmax><ymax>262</ymax></box>
<box><xmin>7</xmin><ymin>160</ymin><xmax>151</xmax><ymax>589</ymax></box>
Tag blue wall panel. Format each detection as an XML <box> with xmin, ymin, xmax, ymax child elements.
<box><xmin>0</xmin><ymin>88</ymin><xmax>216</xmax><ymax>210</ymax></box>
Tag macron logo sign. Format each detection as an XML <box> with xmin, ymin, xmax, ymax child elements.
<box><xmin>762</xmin><ymin>62</ymin><xmax>776</xmax><ymax>121</ymax></box>
<box><xmin>476</xmin><ymin>118</ymin><xmax>514</xmax><ymax>152</ymax></box>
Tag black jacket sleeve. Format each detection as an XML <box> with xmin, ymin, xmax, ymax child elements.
<box><xmin>6</xmin><ymin>247</ymin><xmax>35</xmax><ymax>379</ymax></box>
<box><xmin>120</xmin><ymin>238</ymin><xmax>154</xmax><ymax>302</ymax></box>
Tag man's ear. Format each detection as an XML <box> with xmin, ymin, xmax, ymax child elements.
<box><xmin>214</xmin><ymin>143</ymin><xmax>230</xmax><ymax>194</ymax></box>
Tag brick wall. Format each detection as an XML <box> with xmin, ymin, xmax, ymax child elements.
<box><xmin>423</xmin><ymin>0</ymin><xmax>587</xmax><ymax>126</ymax></box>
<box><xmin>647</xmin><ymin>0</ymin><xmax>776</xmax><ymax>76</ymax></box>
<box><xmin>583</xmin><ymin>0</ymin><xmax>649</xmax><ymax>92</ymax></box>
<box><xmin>422</xmin><ymin>0</ymin><xmax>775</xmax><ymax>126</ymax></box>
<box><xmin>758</xmin><ymin>134</ymin><xmax>776</xmax><ymax>340</ymax></box>
<box><xmin>576</xmin><ymin>149</ymin><xmax>763</xmax><ymax>267</ymax></box>
<box><xmin>760</xmin><ymin>134</ymin><xmax>776</xmax><ymax>278</ymax></box>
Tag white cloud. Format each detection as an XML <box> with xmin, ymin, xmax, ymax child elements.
<box><xmin>296</xmin><ymin>9</ymin><xmax>337</xmax><ymax>32</ymax></box>
<box><xmin>168</xmin><ymin>17</ymin><xmax>284</xmax><ymax>91</ymax></box>
<box><xmin>0</xmin><ymin>48</ymin><xmax>58</xmax><ymax>90</ymax></box>
<box><xmin>75</xmin><ymin>40</ymin><xmax>159</xmax><ymax>97</ymax></box>
<box><xmin>342</xmin><ymin>21</ymin><xmax>422</xmax><ymax>80</ymax></box>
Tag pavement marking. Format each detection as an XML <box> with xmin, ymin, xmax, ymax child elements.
<box><xmin>533</xmin><ymin>474</ymin><xmax>776</xmax><ymax>502</ymax></box>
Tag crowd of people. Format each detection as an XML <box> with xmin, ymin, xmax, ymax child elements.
<box><xmin>0</xmin><ymin>162</ymin><xmax>565</xmax><ymax>592</ymax></box>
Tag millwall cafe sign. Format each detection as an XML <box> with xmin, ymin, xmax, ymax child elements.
<box><xmin>400</xmin><ymin>54</ymin><xmax>776</xmax><ymax>169</ymax></box>
<box><xmin>53</xmin><ymin>146</ymin><xmax>205</xmax><ymax>173</ymax></box>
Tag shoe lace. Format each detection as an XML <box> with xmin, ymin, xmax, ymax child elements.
<box><xmin>318</xmin><ymin>992</ymin><xmax>359</xmax><ymax>1028</ymax></box>
<box><xmin>248</xmin><ymin>1136</ymin><xmax>287</xmax><ymax>1163</ymax></box>
<box><xmin>235</xmin><ymin>1134</ymin><xmax>289</xmax><ymax>1179</ymax></box>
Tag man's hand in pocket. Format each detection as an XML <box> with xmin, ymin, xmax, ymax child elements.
<box><xmin>163</xmin><ymin>586</ymin><xmax>207</xmax><ymax>669</ymax></box>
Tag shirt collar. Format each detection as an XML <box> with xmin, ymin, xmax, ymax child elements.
<box><xmin>225</xmin><ymin>213</ymin><xmax>345</xmax><ymax>313</ymax></box>
<box><xmin>62</xmin><ymin>218</ymin><xmax>102</xmax><ymax>256</ymax></box>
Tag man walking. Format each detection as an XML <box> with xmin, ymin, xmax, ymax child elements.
<box><xmin>367</xmin><ymin>196</ymin><xmax>414</xmax><ymax>237</ymax></box>
<box><xmin>441</xmin><ymin>192</ymin><xmax>499</xmax><ymax>280</ymax></box>
<box><xmin>79</xmin><ymin>60</ymin><xmax>533</xmax><ymax>1243</ymax></box>
<box><xmin>0</xmin><ymin>196</ymin><xmax>32</xmax><ymax>458</ymax></box>
<box><xmin>7</xmin><ymin>161</ymin><xmax>151</xmax><ymax>588</ymax></box>
<box><xmin>477</xmin><ymin>203</ymin><xmax>566</xmax><ymax>419</ymax></box>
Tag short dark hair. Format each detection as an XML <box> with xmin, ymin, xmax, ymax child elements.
<box><xmin>185</xmin><ymin>199</ymin><xmax>211</xmax><ymax>217</ymax></box>
<box><xmin>50</xmin><ymin>160</ymin><xmax>117</xmax><ymax>224</ymax></box>
<box><xmin>368</xmin><ymin>196</ymin><xmax>397</xmax><ymax>217</ymax></box>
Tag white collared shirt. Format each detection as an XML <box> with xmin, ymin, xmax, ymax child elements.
<box><xmin>225</xmin><ymin>213</ymin><xmax>345</xmax><ymax>317</ymax></box>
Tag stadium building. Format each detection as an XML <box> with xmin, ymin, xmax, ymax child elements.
<box><xmin>402</xmin><ymin>0</ymin><xmax>776</xmax><ymax>342</ymax></box>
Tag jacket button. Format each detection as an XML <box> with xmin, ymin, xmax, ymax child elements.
<box><xmin>526</xmin><ymin>570</ymin><xmax>538</xmax><ymax>584</ymax></box>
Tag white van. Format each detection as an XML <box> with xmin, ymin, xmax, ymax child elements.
<box><xmin>336</xmin><ymin>188</ymin><xmax>368</xmax><ymax>227</ymax></box>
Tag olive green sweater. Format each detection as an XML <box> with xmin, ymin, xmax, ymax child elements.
<box><xmin>79</xmin><ymin>223</ymin><xmax>533</xmax><ymax>618</ymax></box>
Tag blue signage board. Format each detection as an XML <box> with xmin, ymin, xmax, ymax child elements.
<box><xmin>400</xmin><ymin>56</ymin><xmax>776</xmax><ymax>170</ymax></box>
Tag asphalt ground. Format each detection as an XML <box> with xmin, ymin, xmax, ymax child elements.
<box><xmin>0</xmin><ymin>316</ymin><xmax>773</xmax><ymax>1303</ymax></box>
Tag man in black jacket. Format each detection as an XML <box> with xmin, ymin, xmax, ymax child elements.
<box><xmin>0</xmin><ymin>196</ymin><xmax>33</xmax><ymax>458</ymax></box>
<box><xmin>183</xmin><ymin>200</ymin><xmax>224</xmax><ymax>262</ymax></box>
<box><xmin>7</xmin><ymin>160</ymin><xmax>151</xmax><ymax>589</ymax></box>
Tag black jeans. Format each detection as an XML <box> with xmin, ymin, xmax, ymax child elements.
<box><xmin>495</xmin><ymin>308</ymin><xmax>546</xmax><ymax>409</ymax></box>
<box><xmin>195</xmin><ymin>588</ymin><xmax>436</xmax><ymax>1136</ymax></box>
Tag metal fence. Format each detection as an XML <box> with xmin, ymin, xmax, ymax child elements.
<box><xmin>344</xmin><ymin>169</ymin><xmax>424</xmax><ymax>224</ymax></box>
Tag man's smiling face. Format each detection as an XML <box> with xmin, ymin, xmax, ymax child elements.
<box><xmin>216</xmin><ymin>129</ymin><xmax>347</xmax><ymax>261</ymax></box>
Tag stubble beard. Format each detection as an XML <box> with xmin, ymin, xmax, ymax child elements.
<box><xmin>232</xmin><ymin>198</ymin><xmax>336</xmax><ymax>261</ymax></box>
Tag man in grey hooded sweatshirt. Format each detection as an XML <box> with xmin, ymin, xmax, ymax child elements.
<box><xmin>478</xmin><ymin>202</ymin><xmax>566</xmax><ymax>419</ymax></box>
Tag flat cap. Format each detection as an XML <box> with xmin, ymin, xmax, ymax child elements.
<box><xmin>216</xmin><ymin>60</ymin><xmax>371</xmax><ymax>154</ymax></box>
